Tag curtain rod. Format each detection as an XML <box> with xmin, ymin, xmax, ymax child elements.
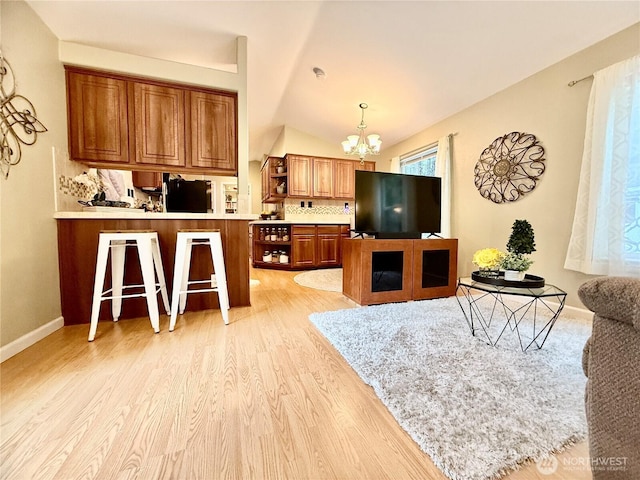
<box><xmin>398</xmin><ymin>132</ymin><xmax>458</xmax><ymax>159</ymax></box>
<box><xmin>568</xmin><ymin>74</ymin><xmax>594</xmax><ymax>87</ymax></box>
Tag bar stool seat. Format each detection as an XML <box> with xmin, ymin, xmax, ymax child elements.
<box><xmin>89</xmin><ymin>230</ymin><xmax>170</xmax><ymax>341</ymax></box>
<box><xmin>170</xmin><ymin>229</ymin><xmax>230</xmax><ymax>331</ymax></box>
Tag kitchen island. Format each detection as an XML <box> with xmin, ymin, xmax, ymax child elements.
<box><xmin>55</xmin><ymin>211</ymin><xmax>256</xmax><ymax>325</ymax></box>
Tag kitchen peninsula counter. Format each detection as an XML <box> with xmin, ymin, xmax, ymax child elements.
<box><xmin>55</xmin><ymin>211</ymin><xmax>256</xmax><ymax>326</ymax></box>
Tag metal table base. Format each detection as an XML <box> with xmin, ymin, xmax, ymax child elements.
<box><xmin>455</xmin><ymin>277</ymin><xmax>567</xmax><ymax>352</ymax></box>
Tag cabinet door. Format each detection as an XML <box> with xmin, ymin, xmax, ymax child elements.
<box><xmin>357</xmin><ymin>161</ymin><xmax>376</xmax><ymax>172</ymax></box>
<box><xmin>287</xmin><ymin>155</ymin><xmax>313</xmax><ymax>197</ymax></box>
<box><xmin>189</xmin><ymin>91</ymin><xmax>237</xmax><ymax>172</ymax></box>
<box><xmin>66</xmin><ymin>70</ymin><xmax>129</xmax><ymax>163</ymax></box>
<box><xmin>317</xmin><ymin>226</ymin><xmax>340</xmax><ymax>266</ymax></box>
<box><xmin>292</xmin><ymin>234</ymin><xmax>316</xmax><ymax>267</ymax></box>
<box><xmin>132</xmin><ymin>82</ymin><xmax>186</xmax><ymax>167</ymax></box>
<box><xmin>313</xmin><ymin>158</ymin><xmax>334</xmax><ymax>198</ymax></box>
<box><xmin>334</xmin><ymin>160</ymin><xmax>357</xmax><ymax>199</ymax></box>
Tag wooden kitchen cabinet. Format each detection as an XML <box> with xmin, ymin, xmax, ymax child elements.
<box><xmin>334</xmin><ymin>159</ymin><xmax>376</xmax><ymax>198</ymax></box>
<box><xmin>316</xmin><ymin>225</ymin><xmax>341</xmax><ymax>266</ymax></box>
<box><xmin>189</xmin><ymin>90</ymin><xmax>237</xmax><ymax>172</ymax></box>
<box><xmin>66</xmin><ymin>70</ymin><xmax>130</xmax><ymax>164</ymax></box>
<box><xmin>132</xmin><ymin>82</ymin><xmax>186</xmax><ymax>167</ymax></box>
<box><xmin>287</xmin><ymin>155</ymin><xmax>313</xmax><ymax>197</ymax></box>
<box><xmin>334</xmin><ymin>160</ymin><xmax>356</xmax><ymax>199</ymax></box>
<box><xmin>65</xmin><ymin>67</ymin><xmax>238</xmax><ymax>175</ymax></box>
<box><xmin>252</xmin><ymin>223</ymin><xmax>349</xmax><ymax>269</ymax></box>
<box><xmin>313</xmin><ymin>158</ymin><xmax>334</xmax><ymax>198</ymax></box>
<box><xmin>261</xmin><ymin>156</ymin><xmax>287</xmax><ymax>203</ymax></box>
<box><xmin>277</xmin><ymin>154</ymin><xmax>374</xmax><ymax>201</ymax></box>
<box><xmin>292</xmin><ymin>225</ymin><xmax>317</xmax><ymax>268</ymax></box>
<box><xmin>358</xmin><ymin>161</ymin><xmax>375</xmax><ymax>172</ymax></box>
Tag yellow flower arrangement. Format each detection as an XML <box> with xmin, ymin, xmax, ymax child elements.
<box><xmin>472</xmin><ymin>248</ymin><xmax>505</xmax><ymax>270</ymax></box>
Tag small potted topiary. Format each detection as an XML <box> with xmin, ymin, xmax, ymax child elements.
<box><xmin>501</xmin><ymin>219</ymin><xmax>536</xmax><ymax>281</ymax></box>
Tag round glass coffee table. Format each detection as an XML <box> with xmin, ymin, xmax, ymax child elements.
<box><xmin>455</xmin><ymin>277</ymin><xmax>567</xmax><ymax>352</ymax></box>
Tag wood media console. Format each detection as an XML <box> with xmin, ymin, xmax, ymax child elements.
<box><xmin>342</xmin><ymin>238</ymin><xmax>458</xmax><ymax>305</ymax></box>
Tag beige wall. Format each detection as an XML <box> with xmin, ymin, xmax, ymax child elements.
<box><xmin>379</xmin><ymin>23</ymin><xmax>640</xmax><ymax>309</ymax></box>
<box><xmin>268</xmin><ymin>125</ymin><xmax>357</xmax><ymax>160</ymax></box>
<box><xmin>1</xmin><ymin>0</ymin><xmax>67</xmax><ymax>346</ymax></box>
<box><xmin>248</xmin><ymin>160</ymin><xmax>262</xmax><ymax>214</ymax></box>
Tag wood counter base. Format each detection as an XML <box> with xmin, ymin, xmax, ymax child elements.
<box><xmin>56</xmin><ymin>218</ymin><xmax>251</xmax><ymax>325</ymax></box>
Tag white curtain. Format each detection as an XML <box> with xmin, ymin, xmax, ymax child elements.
<box><xmin>435</xmin><ymin>135</ymin><xmax>452</xmax><ymax>238</ymax></box>
<box><xmin>389</xmin><ymin>156</ymin><xmax>400</xmax><ymax>173</ymax></box>
<box><xmin>564</xmin><ymin>55</ymin><xmax>640</xmax><ymax>276</ymax></box>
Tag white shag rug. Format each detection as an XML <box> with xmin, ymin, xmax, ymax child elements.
<box><xmin>309</xmin><ymin>297</ymin><xmax>590</xmax><ymax>480</ymax></box>
<box><xmin>294</xmin><ymin>268</ymin><xmax>342</xmax><ymax>292</ymax></box>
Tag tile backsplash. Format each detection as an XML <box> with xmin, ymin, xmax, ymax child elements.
<box><xmin>282</xmin><ymin>198</ymin><xmax>354</xmax><ymax>225</ymax></box>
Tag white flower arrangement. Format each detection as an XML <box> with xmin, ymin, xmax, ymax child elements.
<box><xmin>74</xmin><ymin>170</ymin><xmax>103</xmax><ymax>198</ymax></box>
<box><xmin>500</xmin><ymin>252</ymin><xmax>533</xmax><ymax>272</ymax></box>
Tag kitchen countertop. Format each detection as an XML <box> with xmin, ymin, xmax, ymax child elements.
<box><xmin>250</xmin><ymin>220</ymin><xmax>351</xmax><ymax>225</ymax></box>
<box><xmin>54</xmin><ymin>211</ymin><xmax>258</xmax><ymax>220</ymax></box>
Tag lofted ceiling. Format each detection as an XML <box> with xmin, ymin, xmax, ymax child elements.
<box><xmin>25</xmin><ymin>1</ymin><xmax>640</xmax><ymax>162</ymax></box>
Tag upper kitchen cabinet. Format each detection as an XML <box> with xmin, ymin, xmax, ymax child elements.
<box><xmin>286</xmin><ymin>154</ymin><xmax>313</xmax><ymax>198</ymax></box>
<box><xmin>281</xmin><ymin>154</ymin><xmax>375</xmax><ymax>200</ymax></box>
<box><xmin>65</xmin><ymin>67</ymin><xmax>238</xmax><ymax>176</ymax></box>
<box><xmin>190</xmin><ymin>91</ymin><xmax>237</xmax><ymax>173</ymax></box>
<box><xmin>66</xmin><ymin>70</ymin><xmax>129</xmax><ymax>163</ymax></box>
<box><xmin>312</xmin><ymin>158</ymin><xmax>334</xmax><ymax>198</ymax></box>
<box><xmin>261</xmin><ymin>156</ymin><xmax>287</xmax><ymax>203</ymax></box>
<box><xmin>334</xmin><ymin>159</ymin><xmax>376</xmax><ymax>199</ymax></box>
<box><xmin>132</xmin><ymin>82</ymin><xmax>186</xmax><ymax>167</ymax></box>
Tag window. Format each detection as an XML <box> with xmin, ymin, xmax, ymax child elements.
<box><xmin>400</xmin><ymin>144</ymin><xmax>437</xmax><ymax>177</ymax></box>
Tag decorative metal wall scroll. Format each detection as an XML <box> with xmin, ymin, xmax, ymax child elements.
<box><xmin>1</xmin><ymin>54</ymin><xmax>48</xmax><ymax>179</ymax></box>
<box><xmin>474</xmin><ymin>132</ymin><xmax>545</xmax><ymax>203</ymax></box>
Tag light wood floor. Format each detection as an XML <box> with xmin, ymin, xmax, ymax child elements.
<box><xmin>1</xmin><ymin>267</ymin><xmax>592</xmax><ymax>480</ymax></box>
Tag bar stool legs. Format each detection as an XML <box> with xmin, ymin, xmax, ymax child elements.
<box><xmin>89</xmin><ymin>231</ymin><xmax>170</xmax><ymax>342</ymax></box>
<box><xmin>170</xmin><ymin>230</ymin><xmax>230</xmax><ymax>331</ymax></box>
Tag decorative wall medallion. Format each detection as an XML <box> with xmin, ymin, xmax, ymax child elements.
<box><xmin>474</xmin><ymin>132</ymin><xmax>545</xmax><ymax>203</ymax></box>
<box><xmin>1</xmin><ymin>54</ymin><xmax>48</xmax><ymax>179</ymax></box>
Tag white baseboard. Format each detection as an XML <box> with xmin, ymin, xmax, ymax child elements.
<box><xmin>560</xmin><ymin>304</ymin><xmax>593</xmax><ymax>322</ymax></box>
<box><xmin>0</xmin><ymin>317</ymin><xmax>64</xmax><ymax>363</ymax></box>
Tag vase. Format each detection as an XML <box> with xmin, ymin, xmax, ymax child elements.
<box><xmin>477</xmin><ymin>267</ymin><xmax>500</xmax><ymax>278</ymax></box>
<box><xmin>504</xmin><ymin>270</ymin><xmax>525</xmax><ymax>281</ymax></box>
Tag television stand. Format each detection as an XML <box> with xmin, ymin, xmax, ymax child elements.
<box><xmin>342</xmin><ymin>238</ymin><xmax>458</xmax><ymax>305</ymax></box>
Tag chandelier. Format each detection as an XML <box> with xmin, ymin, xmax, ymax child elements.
<box><xmin>341</xmin><ymin>103</ymin><xmax>382</xmax><ymax>163</ymax></box>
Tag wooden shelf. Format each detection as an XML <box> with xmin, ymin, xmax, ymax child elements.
<box><xmin>255</xmin><ymin>240</ymin><xmax>291</xmax><ymax>246</ymax></box>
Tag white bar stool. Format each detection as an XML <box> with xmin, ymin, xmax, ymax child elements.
<box><xmin>169</xmin><ymin>229</ymin><xmax>230</xmax><ymax>331</ymax></box>
<box><xmin>89</xmin><ymin>230</ymin><xmax>170</xmax><ymax>342</ymax></box>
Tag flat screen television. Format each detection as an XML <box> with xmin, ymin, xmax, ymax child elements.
<box><xmin>355</xmin><ymin>170</ymin><xmax>441</xmax><ymax>239</ymax></box>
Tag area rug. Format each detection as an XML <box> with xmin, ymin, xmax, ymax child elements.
<box><xmin>309</xmin><ymin>297</ymin><xmax>590</xmax><ymax>480</ymax></box>
<box><xmin>293</xmin><ymin>268</ymin><xmax>342</xmax><ymax>292</ymax></box>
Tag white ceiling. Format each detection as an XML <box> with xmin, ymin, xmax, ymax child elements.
<box><xmin>26</xmin><ymin>1</ymin><xmax>640</xmax><ymax>162</ymax></box>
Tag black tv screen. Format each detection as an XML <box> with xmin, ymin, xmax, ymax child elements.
<box><xmin>355</xmin><ymin>171</ymin><xmax>442</xmax><ymax>238</ymax></box>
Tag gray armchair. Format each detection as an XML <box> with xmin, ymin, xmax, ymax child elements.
<box><xmin>579</xmin><ymin>276</ymin><xmax>640</xmax><ymax>479</ymax></box>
